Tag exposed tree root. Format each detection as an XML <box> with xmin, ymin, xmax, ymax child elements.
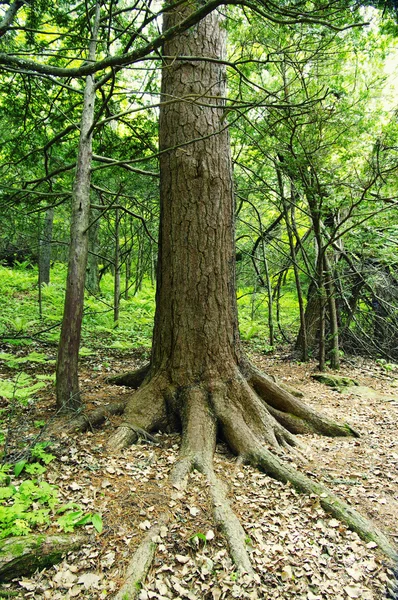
<box><xmin>114</xmin><ymin>391</ymin><xmax>254</xmax><ymax>597</ymax></box>
<box><xmin>170</xmin><ymin>387</ymin><xmax>255</xmax><ymax>576</ymax></box>
<box><xmin>65</xmin><ymin>401</ymin><xmax>127</xmax><ymax>433</ymax></box>
<box><xmin>107</xmin><ymin>364</ymin><xmax>150</xmax><ymax>388</ymax></box>
<box><xmin>106</xmin><ymin>362</ymin><xmax>396</xmax><ymax>596</ymax></box>
<box><xmin>108</xmin><ymin>374</ymin><xmax>169</xmax><ymax>451</ymax></box>
<box><xmin>204</xmin><ymin>466</ymin><xmax>254</xmax><ymax>576</ymax></box>
<box><xmin>114</xmin><ymin>517</ymin><xmax>169</xmax><ymax>600</ymax></box>
<box><xmin>245</xmin><ymin>364</ymin><xmax>359</xmax><ymax>437</ymax></box>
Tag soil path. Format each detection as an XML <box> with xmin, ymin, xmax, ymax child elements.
<box><xmin>0</xmin><ymin>348</ymin><xmax>397</xmax><ymax>599</ymax></box>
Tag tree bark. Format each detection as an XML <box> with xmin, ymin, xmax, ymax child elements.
<box><xmin>114</xmin><ymin>207</ymin><xmax>121</xmax><ymax>325</ymax></box>
<box><xmin>39</xmin><ymin>206</ymin><xmax>54</xmax><ymax>286</ymax></box>
<box><xmin>295</xmin><ymin>279</ymin><xmax>321</xmax><ymax>355</ymax></box>
<box><xmin>0</xmin><ymin>0</ymin><xmax>24</xmax><ymax>38</ymax></box>
<box><xmin>324</xmin><ymin>253</ymin><xmax>340</xmax><ymax>369</ymax></box>
<box><xmin>56</xmin><ymin>4</ymin><xmax>100</xmax><ymax>411</ymax></box>
<box><xmin>86</xmin><ymin>207</ymin><xmax>101</xmax><ymax>295</ymax></box>
<box><xmin>107</xmin><ymin>2</ymin><xmax>396</xmax><ymax>577</ymax></box>
<box><xmin>108</xmin><ymin>2</ymin><xmax>358</xmax><ymax>454</ymax></box>
<box><xmin>152</xmin><ymin>7</ymin><xmax>239</xmax><ymax>382</ymax></box>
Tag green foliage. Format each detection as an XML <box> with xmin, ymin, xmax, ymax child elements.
<box><xmin>238</xmin><ymin>285</ymin><xmax>300</xmax><ymax>347</ymax></box>
<box><xmin>0</xmin><ymin>473</ymin><xmax>59</xmax><ymax>539</ymax></box>
<box><xmin>30</xmin><ymin>442</ymin><xmax>56</xmax><ymax>465</ymax></box>
<box><xmin>0</xmin><ymin>264</ymin><xmax>301</xmax><ymax>355</ymax></box>
<box><xmin>0</xmin><ymin>427</ymin><xmax>103</xmax><ymax>538</ymax></box>
<box><xmin>0</xmin><ymin>373</ymin><xmax>47</xmax><ymax>405</ymax></box>
<box><xmin>0</xmin><ymin>351</ymin><xmax>54</xmax><ymax>369</ymax></box>
<box><xmin>0</xmin><ymin>371</ymin><xmax>53</xmax><ymax>448</ymax></box>
<box><xmin>14</xmin><ymin>461</ymin><xmax>28</xmax><ymax>477</ymax></box>
<box><xmin>376</xmin><ymin>359</ymin><xmax>398</xmax><ymax>372</ymax></box>
<box><xmin>0</xmin><ymin>464</ymin><xmax>11</xmax><ymax>487</ymax></box>
<box><xmin>56</xmin><ymin>508</ymin><xmax>103</xmax><ymax>534</ymax></box>
<box><xmin>0</xmin><ymin>264</ymin><xmax>156</xmax><ymax>349</ymax></box>
<box><xmin>91</xmin><ymin>512</ymin><xmax>103</xmax><ymax>533</ymax></box>
<box><xmin>24</xmin><ymin>463</ymin><xmax>47</xmax><ymax>476</ymax></box>
<box><xmin>0</xmin><ymin>455</ymin><xmax>103</xmax><ymax>539</ymax></box>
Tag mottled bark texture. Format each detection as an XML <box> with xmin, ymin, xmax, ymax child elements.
<box><xmin>56</xmin><ymin>4</ymin><xmax>100</xmax><ymax>411</ymax></box>
<box><xmin>107</xmin><ymin>4</ymin><xmax>397</xmax><ymax>575</ymax></box>
<box><xmin>109</xmin><ymin>4</ymin><xmax>353</xmax><ymax>455</ymax></box>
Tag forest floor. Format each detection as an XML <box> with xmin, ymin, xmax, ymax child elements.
<box><xmin>0</xmin><ymin>345</ymin><xmax>397</xmax><ymax>599</ymax></box>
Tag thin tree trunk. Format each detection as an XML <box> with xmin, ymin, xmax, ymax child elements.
<box><xmin>261</xmin><ymin>237</ymin><xmax>274</xmax><ymax>347</ymax></box>
<box><xmin>318</xmin><ymin>257</ymin><xmax>326</xmax><ymax>371</ymax></box>
<box><xmin>307</xmin><ymin>189</ymin><xmax>327</xmax><ymax>371</ymax></box>
<box><xmin>288</xmin><ymin>199</ymin><xmax>308</xmax><ymax>360</ymax></box>
<box><xmin>37</xmin><ymin>213</ymin><xmax>43</xmax><ymax>320</ymax></box>
<box><xmin>86</xmin><ymin>207</ymin><xmax>101</xmax><ymax>295</ymax></box>
<box><xmin>324</xmin><ymin>253</ymin><xmax>340</xmax><ymax>369</ymax></box>
<box><xmin>39</xmin><ymin>206</ymin><xmax>54</xmax><ymax>286</ymax></box>
<box><xmin>296</xmin><ymin>279</ymin><xmax>321</xmax><ymax>354</ymax></box>
<box><xmin>56</xmin><ymin>4</ymin><xmax>100</xmax><ymax>411</ymax></box>
<box><xmin>277</xmin><ymin>161</ymin><xmax>308</xmax><ymax>360</ymax></box>
<box><xmin>114</xmin><ymin>207</ymin><xmax>121</xmax><ymax>325</ymax></box>
<box><xmin>124</xmin><ymin>222</ymin><xmax>131</xmax><ymax>300</ymax></box>
<box><xmin>125</xmin><ymin>249</ymin><xmax>131</xmax><ymax>300</ymax></box>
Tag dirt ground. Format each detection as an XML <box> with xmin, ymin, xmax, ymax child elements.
<box><xmin>1</xmin><ymin>347</ymin><xmax>397</xmax><ymax>599</ymax></box>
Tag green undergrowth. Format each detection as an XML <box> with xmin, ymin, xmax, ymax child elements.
<box><xmin>0</xmin><ymin>364</ymin><xmax>103</xmax><ymax>540</ymax></box>
<box><xmin>0</xmin><ymin>371</ymin><xmax>49</xmax><ymax>405</ymax></box>
<box><xmin>0</xmin><ymin>370</ymin><xmax>55</xmax><ymax>449</ymax></box>
<box><xmin>237</xmin><ymin>281</ymin><xmax>300</xmax><ymax>349</ymax></box>
<box><xmin>0</xmin><ymin>445</ymin><xmax>102</xmax><ymax>539</ymax></box>
<box><xmin>0</xmin><ymin>263</ymin><xmax>155</xmax><ymax>350</ymax></box>
<box><xmin>0</xmin><ymin>263</ymin><xmax>300</xmax><ymax>353</ymax></box>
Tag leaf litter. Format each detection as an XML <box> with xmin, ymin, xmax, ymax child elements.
<box><xmin>0</xmin><ymin>347</ymin><xmax>397</xmax><ymax>599</ymax></box>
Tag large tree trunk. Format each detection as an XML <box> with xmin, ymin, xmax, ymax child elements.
<box><xmin>105</xmin><ymin>3</ymin><xmax>396</xmax><ymax>582</ymax></box>
<box><xmin>108</xmin><ymin>1</ymin><xmax>356</xmax><ymax>464</ymax></box>
<box><xmin>153</xmin><ymin>7</ymin><xmax>239</xmax><ymax>382</ymax></box>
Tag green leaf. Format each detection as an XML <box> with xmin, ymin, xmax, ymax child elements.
<box><xmin>57</xmin><ymin>510</ymin><xmax>84</xmax><ymax>532</ymax></box>
<box><xmin>92</xmin><ymin>513</ymin><xmax>103</xmax><ymax>534</ymax></box>
<box><xmin>0</xmin><ymin>487</ymin><xmax>14</xmax><ymax>500</ymax></box>
<box><xmin>25</xmin><ymin>463</ymin><xmax>46</xmax><ymax>475</ymax></box>
<box><xmin>56</xmin><ymin>502</ymin><xmax>81</xmax><ymax>514</ymax></box>
<box><xmin>14</xmin><ymin>460</ymin><xmax>27</xmax><ymax>477</ymax></box>
<box><xmin>73</xmin><ymin>514</ymin><xmax>91</xmax><ymax>527</ymax></box>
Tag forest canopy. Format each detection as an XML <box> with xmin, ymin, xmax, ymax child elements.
<box><xmin>0</xmin><ymin>0</ymin><xmax>397</xmax><ymax>364</ymax></box>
